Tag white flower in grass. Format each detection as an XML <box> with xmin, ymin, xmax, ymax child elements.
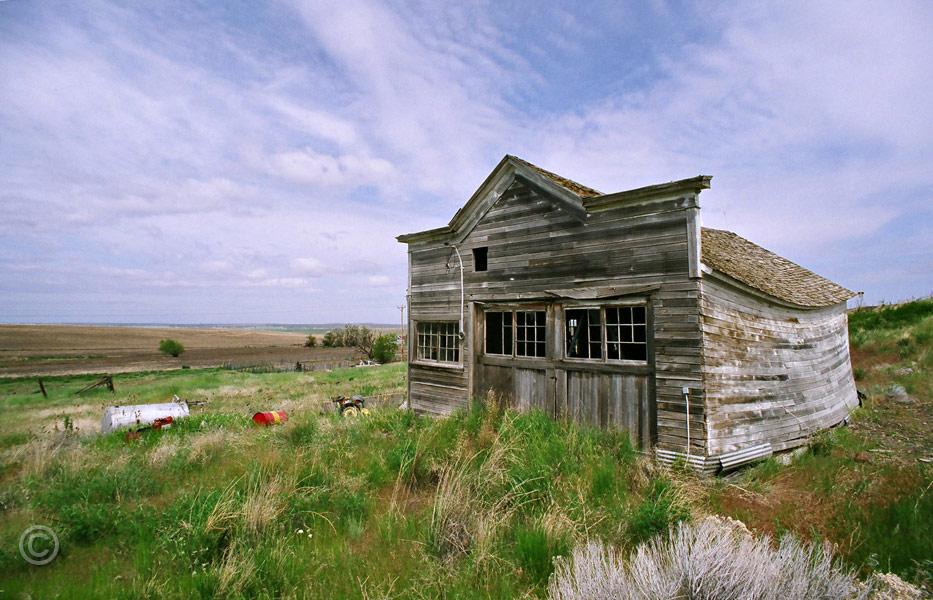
<box><xmin>296</xmin><ymin>528</ymin><xmax>304</xmax><ymax>534</ymax></box>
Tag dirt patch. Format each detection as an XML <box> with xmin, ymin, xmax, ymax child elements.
<box><xmin>850</xmin><ymin>346</ymin><xmax>900</xmax><ymax>371</ymax></box>
<box><xmin>713</xmin><ymin>472</ymin><xmax>831</xmax><ymax>540</ymax></box>
<box><xmin>850</xmin><ymin>392</ymin><xmax>933</xmax><ymax>466</ymax></box>
<box><xmin>0</xmin><ymin>325</ymin><xmax>363</xmax><ymax>377</ymax></box>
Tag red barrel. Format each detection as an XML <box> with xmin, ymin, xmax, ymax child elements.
<box><xmin>252</xmin><ymin>411</ymin><xmax>288</xmax><ymax>426</ymax></box>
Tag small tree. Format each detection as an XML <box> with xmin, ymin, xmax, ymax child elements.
<box><xmin>322</xmin><ymin>330</ymin><xmax>338</xmax><ymax>347</ymax></box>
<box><xmin>371</xmin><ymin>333</ymin><xmax>398</xmax><ymax>363</ymax></box>
<box><xmin>304</xmin><ymin>334</ymin><xmax>318</xmax><ymax>348</ymax></box>
<box><xmin>158</xmin><ymin>339</ymin><xmax>185</xmax><ymax>358</ymax></box>
<box><xmin>353</xmin><ymin>326</ymin><xmax>375</xmax><ymax>357</ymax></box>
<box><xmin>322</xmin><ymin>324</ymin><xmax>376</xmax><ymax>354</ymax></box>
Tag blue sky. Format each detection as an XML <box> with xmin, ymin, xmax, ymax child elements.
<box><xmin>1</xmin><ymin>1</ymin><xmax>931</xmax><ymax>324</ymax></box>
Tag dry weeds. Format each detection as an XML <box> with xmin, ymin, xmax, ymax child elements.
<box><xmin>206</xmin><ymin>469</ymin><xmax>295</xmax><ymax>540</ymax></box>
<box><xmin>548</xmin><ymin>516</ymin><xmax>870</xmax><ymax>600</ymax></box>
<box><xmin>11</xmin><ymin>431</ymin><xmax>84</xmax><ymax>478</ymax></box>
<box><xmin>217</xmin><ymin>541</ymin><xmax>256</xmax><ymax>597</ymax></box>
<box><xmin>430</xmin><ymin>412</ymin><xmax>534</xmax><ymax>568</ymax></box>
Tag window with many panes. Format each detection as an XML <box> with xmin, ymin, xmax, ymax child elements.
<box><xmin>485</xmin><ymin>310</ymin><xmax>546</xmax><ymax>358</ymax></box>
<box><xmin>565</xmin><ymin>305</ymin><xmax>648</xmax><ymax>362</ymax></box>
<box><xmin>606</xmin><ymin>306</ymin><xmax>647</xmax><ymax>361</ymax></box>
<box><xmin>416</xmin><ymin>322</ymin><xmax>460</xmax><ymax>363</ymax></box>
<box><xmin>516</xmin><ymin>311</ymin><xmax>546</xmax><ymax>357</ymax></box>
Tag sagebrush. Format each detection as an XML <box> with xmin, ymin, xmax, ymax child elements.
<box><xmin>549</xmin><ymin>517</ymin><xmax>869</xmax><ymax>600</ymax></box>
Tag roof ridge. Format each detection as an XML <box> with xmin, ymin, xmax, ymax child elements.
<box><xmin>507</xmin><ymin>155</ymin><xmax>603</xmax><ymax>198</ymax></box>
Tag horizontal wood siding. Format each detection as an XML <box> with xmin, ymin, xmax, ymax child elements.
<box><xmin>699</xmin><ymin>277</ymin><xmax>858</xmax><ymax>454</ymax></box>
<box><xmin>407</xmin><ymin>178</ymin><xmax>704</xmax><ymax>450</ymax></box>
<box><xmin>409</xmin><ymin>363</ymin><xmax>469</xmax><ymax>415</ymax></box>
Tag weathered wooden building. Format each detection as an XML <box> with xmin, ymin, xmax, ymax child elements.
<box><xmin>397</xmin><ymin>155</ymin><xmax>858</xmax><ymax>470</ymax></box>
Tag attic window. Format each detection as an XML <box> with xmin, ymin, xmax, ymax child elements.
<box><xmin>473</xmin><ymin>247</ymin><xmax>488</xmax><ymax>272</ymax></box>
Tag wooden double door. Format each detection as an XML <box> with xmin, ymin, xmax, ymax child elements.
<box><xmin>476</xmin><ymin>359</ymin><xmax>654</xmax><ymax>448</ymax></box>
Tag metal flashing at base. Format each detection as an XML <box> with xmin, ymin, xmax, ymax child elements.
<box><xmin>719</xmin><ymin>443</ymin><xmax>773</xmax><ymax>471</ymax></box>
<box><xmin>654</xmin><ymin>449</ymin><xmax>720</xmax><ymax>473</ymax></box>
<box><xmin>655</xmin><ymin>442</ymin><xmax>774</xmax><ymax>474</ymax></box>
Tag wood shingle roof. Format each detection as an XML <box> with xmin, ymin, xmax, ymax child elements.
<box><xmin>701</xmin><ymin>227</ymin><xmax>855</xmax><ymax>307</ymax></box>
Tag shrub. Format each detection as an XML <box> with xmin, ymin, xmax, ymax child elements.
<box><xmin>627</xmin><ymin>477</ymin><xmax>690</xmax><ymax>544</ymax></box>
<box><xmin>158</xmin><ymin>338</ymin><xmax>185</xmax><ymax>357</ymax></box>
<box><xmin>512</xmin><ymin>522</ymin><xmax>570</xmax><ymax>585</ymax></box>
<box><xmin>304</xmin><ymin>334</ymin><xmax>318</xmax><ymax>348</ymax></box>
<box><xmin>548</xmin><ymin>517</ymin><xmax>868</xmax><ymax>600</ymax></box>
<box><xmin>320</xmin><ymin>325</ymin><xmax>375</xmax><ymax>354</ymax></box>
<box><xmin>345</xmin><ymin>325</ymin><xmax>375</xmax><ymax>356</ymax></box>
<box><xmin>371</xmin><ymin>334</ymin><xmax>398</xmax><ymax>363</ymax></box>
<box><xmin>322</xmin><ymin>330</ymin><xmax>338</xmax><ymax>347</ymax></box>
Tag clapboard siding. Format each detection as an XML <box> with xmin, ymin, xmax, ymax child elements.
<box><xmin>403</xmin><ymin>158</ymin><xmax>856</xmax><ymax>467</ymax></box>
<box><xmin>406</xmin><ymin>301</ymin><xmax>472</xmax><ymax>414</ymax></box>
<box><xmin>407</xmin><ymin>178</ymin><xmax>703</xmax><ymax>450</ymax></box>
<box><xmin>699</xmin><ymin>276</ymin><xmax>858</xmax><ymax>454</ymax></box>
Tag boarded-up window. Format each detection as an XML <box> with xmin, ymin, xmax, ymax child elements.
<box><xmin>566</xmin><ymin>308</ymin><xmax>602</xmax><ymax>359</ymax></box>
<box><xmin>417</xmin><ymin>322</ymin><xmax>460</xmax><ymax>363</ymax></box>
<box><xmin>485</xmin><ymin>310</ymin><xmax>545</xmax><ymax>358</ymax></box>
<box><xmin>606</xmin><ymin>306</ymin><xmax>647</xmax><ymax>361</ymax></box>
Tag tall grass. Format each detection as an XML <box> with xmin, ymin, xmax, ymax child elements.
<box><xmin>1</xmin><ymin>380</ymin><xmax>696</xmax><ymax>598</ymax></box>
<box><xmin>1</xmin><ymin>345</ymin><xmax>929</xmax><ymax>597</ymax></box>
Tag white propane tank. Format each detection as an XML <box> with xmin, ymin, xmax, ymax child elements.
<box><xmin>101</xmin><ymin>396</ymin><xmax>189</xmax><ymax>433</ymax></box>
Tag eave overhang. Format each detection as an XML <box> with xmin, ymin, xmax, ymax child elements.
<box><xmin>583</xmin><ymin>175</ymin><xmax>712</xmax><ymax>213</ymax></box>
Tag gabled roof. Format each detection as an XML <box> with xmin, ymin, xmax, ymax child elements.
<box><xmin>508</xmin><ymin>155</ymin><xmax>603</xmax><ymax>198</ymax></box>
<box><xmin>397</xmin><ymin>155</ymin><xmax>706</xmax><ymax>243</ymax></box>
<box><xmin>701</xmin><ymin>228</ymin><xmax>855</xmax><ymax>307</ymax></box>
<box><xmin>397</xmin><ymin>155</ymin><xmax>855</xmax><ymax>308</ymax></box>
<box><xmin>398</xmin><ymin>155</ymin><xmax>591</xmax><ymax>244</ymax></box>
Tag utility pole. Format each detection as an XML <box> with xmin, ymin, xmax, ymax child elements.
<box><xmin>397</xmin><ymin>303</ymin><xmax>405</xmax><ymax>339</ymax></box>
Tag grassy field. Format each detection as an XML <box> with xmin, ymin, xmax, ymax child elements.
<box><xmin>0</xmin><ymin>300</ymin><xmax>930</xmax><ymax>598</ymax></box>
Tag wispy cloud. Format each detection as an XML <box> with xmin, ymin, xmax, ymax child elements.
<box><xmin>1</xmin><ymin>0</ymin><xmax>930</xmax><ymax>322</ymax></box>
